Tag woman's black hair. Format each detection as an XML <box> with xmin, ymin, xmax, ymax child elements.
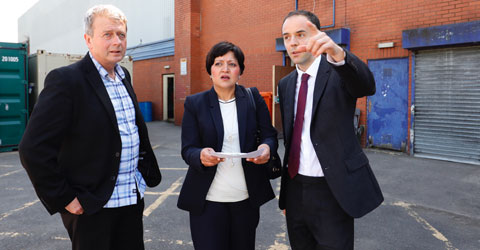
<box><xmin>205</xmin><ymin>41</ymin><xmax>245</xmax><ymax>75</ymax></box>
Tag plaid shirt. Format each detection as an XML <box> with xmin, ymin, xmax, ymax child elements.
<box><xmin>90</xmin><ymin>53</ymin><xmax>146</xmax><ymax>208</ymax></box>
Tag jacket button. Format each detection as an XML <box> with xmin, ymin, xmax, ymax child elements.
<box><xmin>110</xmin><ymin>175</ymin><xmax>116</xmax><ymax>181</ymax></box>
<box><xmin>115</xmin><ymin>152</ymin><xmax>120</xmax><ymax>157</ymax></box>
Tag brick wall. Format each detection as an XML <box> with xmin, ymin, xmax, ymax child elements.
<box><xmin>173</xmin><ymin>0</ymin><xmax>202</xmax><ymax>125</ymax></box>
<box><xmin>175</xmin><ymin>0</ymin><xmax>480</xmax><ymax>144</ymax></box>
<box><xmin>133</xmin><ymin>56</ymin><xmax>174</xmax><ymax>121</ymax></box>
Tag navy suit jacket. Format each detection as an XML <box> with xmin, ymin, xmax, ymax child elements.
<box><xmin>278</xmin><ymin>51</ymin><xmax>384</xmax><ymax>218</ymax></box>
<box><xmin>19</xmin><ymin>54</ymin><xmax>161</xmax><ymax>215</ymax></box>
<box><xmin>178</xmin><ymin>85</ymin><xmax>277</xmax><ymax>215</ymax></box>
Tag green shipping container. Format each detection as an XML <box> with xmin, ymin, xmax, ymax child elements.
<box><xmin>0</xmin><ymin>42</ymin><xmax>28</xmax><ymax>152</ymax></box>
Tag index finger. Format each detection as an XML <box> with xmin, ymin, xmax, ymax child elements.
<box><xmin>306</xmin><ymin>21</ymin><xmax>320</xmax><ymax>36</ymax></box>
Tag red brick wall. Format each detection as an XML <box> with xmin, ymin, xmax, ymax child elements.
<box><xmin>132</xmin><ymin>56</ymin><xmax>174</xmax><ymax>121</ymax></box>
<box><xmin>196</xmin><ymin>1</ymin><xmax>290</xmax><ymax>93</ymax></box>
<box><xmin>175</xmin><ymin>0</ymin><xmax>480</xmax><ymax>144</ymax></box>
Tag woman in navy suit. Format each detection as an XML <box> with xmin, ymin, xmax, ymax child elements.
<box><xmin>177</xmin><ymin>41</ymin><xmax>278</xmax><ymax>250</ymax></box>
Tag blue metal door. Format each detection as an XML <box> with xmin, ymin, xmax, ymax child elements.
<box><xmin>367</xmin><ymin>58</ymin><xmax>408</xmax><ymax>151</ymax></box>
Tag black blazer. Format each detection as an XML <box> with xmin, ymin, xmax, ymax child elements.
<box><xmin>278</xmin><ymin>51</ymin><xmax>384</xmax><ymax>218</ymax></box>
<box><xmin>177</xmin><ymin>85</ymin><xmax>277</xmax><ymax>215</ymax></box>
<box><xmin>19</xmin><ymin>54</ymin><xmax>161</xmax><ymax>215</ymax></box>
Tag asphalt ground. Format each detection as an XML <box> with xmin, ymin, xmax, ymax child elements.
<box><xmin>1</xmin><ymin>121</ymin><xmax>479</xmax><ymax>250</ymax></box>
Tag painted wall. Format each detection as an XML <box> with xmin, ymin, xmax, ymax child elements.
<box><xmin>18</xmin><ymin>0</ymin><xmax>174</xmax><ymax>55</ymax></box>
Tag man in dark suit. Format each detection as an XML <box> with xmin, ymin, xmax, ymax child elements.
<box><xmin>278</xmin><ymin>10</ymin><xmax>384</xmax><ymax>250</ymax></box>
<box><xmin>18</xmin><ymin>5</ymin><xmax>161</xmax><ymax>250</ymax></box>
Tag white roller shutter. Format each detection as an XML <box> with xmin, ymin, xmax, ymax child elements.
<box><xmin>414</xmin><ymin>46</ymin><xmax>480</xmax><ymax>165</ymax></box>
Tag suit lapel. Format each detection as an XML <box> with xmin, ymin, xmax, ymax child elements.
<box><xmin>81</xmin><ymin>55</ymin><xmax>120</xmax><ymax>134</ymax></box>
<box><xmin>311</xmin><ymin>55</ymin><xmax>331</xmax><ymax>117</ymax></box>
<box><xmin>120</xmin><ymin>75</ymin><xmax>143</xmax><ymax>125</ymax></box>
<box><xmin>121</xmin><ymin>75</ymin><xmax>135</xmax><ymax>104</ymax></box>
<box><xmin>284</xmin><ymin>71</ymin><xmax>298</xmax><ymax>143</ymax></box>
<box><xmin>208</xmin><ymin>88</ymin><xmax>224</xmax><ymax>150</ymax></box>
<box><xmin>235</xmin><ymin>85</ymin><xmax>247</xmax><ymax>152</ymax></box>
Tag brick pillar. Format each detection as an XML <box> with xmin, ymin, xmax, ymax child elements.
<box><xmin>174</xmin><ymin>0</ymin><xmax>201</xmax><ymax>125</ymax></box>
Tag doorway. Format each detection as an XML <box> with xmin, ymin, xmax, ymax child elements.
<box><xmin>163</xmin><ymin>74</ymin><xmax>174</xmax><ymax>121</ymax></box>
<box><xmin>272</xmin><ymin>64</ymin><xmax>295</xmax><ymax>136</ymax></box>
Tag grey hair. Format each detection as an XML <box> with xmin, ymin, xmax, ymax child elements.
<box><xmin>84</xmin><ymin>4</ymin><xmax>127</xmax><ymax>36</ymax></box>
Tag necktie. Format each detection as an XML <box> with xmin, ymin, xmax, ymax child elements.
<box><xmin>288</xmin><ymin>73</ymin><xmax>309</xmax><ymax>179</ymax></box>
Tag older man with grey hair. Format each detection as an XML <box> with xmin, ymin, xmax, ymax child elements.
<box><xmin>19</xmin><ymin>4</ymin><xmax>161</xmax><ymax>250</ymax></box>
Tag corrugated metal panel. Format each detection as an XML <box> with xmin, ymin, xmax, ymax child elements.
<box><xmin>414</xmin><ymin>46</ymin><xmax>480</xmax><ymax>165</ymax></box>
<box><xmin>126</xmin><ymin>39</ymin><xmax>174</xmax><ymax>61</ymax></box>
<box><xmin>28</xmin><ymin>50</ymin><xmax>133</xmax><ymax>107</ymax></box>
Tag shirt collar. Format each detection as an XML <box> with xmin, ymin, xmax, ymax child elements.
<box><xmin>296</xmin><ymin>55</ymin><xmax>322</xmax><ymax>79</ymax></box>
<box><xmin>88</xmin><ymin>52</ymin><xmax>125</xmax><ymax>80</ymax></box>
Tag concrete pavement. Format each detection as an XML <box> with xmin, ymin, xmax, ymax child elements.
<box><xmin>0</xmin><ymin>121</ymin><xmax>479</xmax><ymax>249</ymax></box>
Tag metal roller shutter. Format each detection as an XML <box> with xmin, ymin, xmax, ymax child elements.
<box><xmin>414</xmin><ymin>46</ymin><xmax>480</xmax><ymax>165</ymax></box>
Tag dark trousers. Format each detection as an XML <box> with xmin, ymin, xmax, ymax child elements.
<box><xmin>189</xmin><ymin>199</ymin><xmax>260</xmax><ymax>250</ymax></box>
<box><xmin>60</xmin><ymin>198</ymin><xmax>145</xmax><ymax>250</ymax></box>
<box><xmin>286</xmin><ymin>175</ymin><xmax>354</xmax><ymax>250</ymax></box>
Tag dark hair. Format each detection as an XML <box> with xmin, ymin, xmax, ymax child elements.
<box><xmin>205</xmin><ymin>41</ymin><xmax>245</xmax><ymax>75</ymax></box>
<box><xmin>283</xmin><ymin>10</ymin><xmax>321</xmax><ymax>30</ymax></box>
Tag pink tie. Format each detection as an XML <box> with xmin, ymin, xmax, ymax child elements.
<box><xmin>288</xmin><ymin>73</ymin><xmax>309</xmax><ymax>179</ymax></box>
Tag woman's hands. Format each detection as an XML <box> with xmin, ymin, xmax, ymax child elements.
<box><xmin>200</xmin><ymin>147</ymin><xmax>225</xmax><ymax>167</ymax></box>
<box><xmin>247</xmin><ymin>144</ymin><xmax>270</xmax><ymax>164</ymax></box>
<box><xmin>202</xmin><ymin>144</ymin><xmax>270</xmax><ymax>167</ymax></box>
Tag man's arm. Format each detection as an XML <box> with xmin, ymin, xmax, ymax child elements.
<box><xmin>333</xmin><ymin>50</ymin><xmax>376</xmax><ymax>98</ymax></box>
<box><xmin>19</xmin><ymin>69</ymin><xmax>78</xmax><ymax>215</ymax></box>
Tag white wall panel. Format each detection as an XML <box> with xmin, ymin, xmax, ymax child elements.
<box><xmin>18</xmin><ymin>0</ymin><xmax>174</xmax><ymax>55</ymax></box>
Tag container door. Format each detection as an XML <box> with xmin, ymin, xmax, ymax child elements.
<box><xmin>0</xmin><ymin>44</ymin><xmax>28</xmax><ymax>151</ymax></box>
<box><xmin>367</xmin><ymin>58</ymin><xmax>409</xmax><ymax>151</ymax></box>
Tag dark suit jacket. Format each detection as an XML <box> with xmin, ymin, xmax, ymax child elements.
<box><xmin>278</xmin><ymin>51</ymin><xmax>384</xmax><ymax>218</ymax></box>
<box><xmin>19</xmin><ymin>53</ymin><xmax>161</xmax><ymax>215</ymax></box>
<box><xmin>177</xmin><ymin>85</ymin><xmax>277</xmax><ymax>215</ymax></box>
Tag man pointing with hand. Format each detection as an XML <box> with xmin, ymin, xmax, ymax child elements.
<box><xmin>277</xmin><ymin>10</ymin><xmax>383</xmax><ymax>250</ymax></box>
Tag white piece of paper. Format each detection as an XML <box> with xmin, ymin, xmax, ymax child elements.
<box><xmin>211</xmin><ymin>148</ymin><xmax>264</xmax><ymax>159</ymax></box>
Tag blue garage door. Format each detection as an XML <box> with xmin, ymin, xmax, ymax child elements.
<box><xmin>367</xmin><ymin>58</ymin><xmax>409</xmax><ymax>151</ymax></box>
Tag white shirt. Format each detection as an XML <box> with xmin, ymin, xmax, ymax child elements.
<box><xmin>206</xmin><ymin>98</ymin><xmax>249</xmax><ymax>202</ymax></box>
<box><xmin>294</xmin><ymin>54</ymin><xmax>345</xmax><ymax>177</ymax></box>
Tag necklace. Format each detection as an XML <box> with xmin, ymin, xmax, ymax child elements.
<box><xmin>219</xmin><ymin>98</ymin><xmax>236</xmax><ymax>143</ymax></box>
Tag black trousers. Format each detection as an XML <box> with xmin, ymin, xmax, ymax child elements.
<box><xmin>286</xmin><ymin>175</ymin><xmax>354</xmax><ymax>250</ymax></box>
<box><xmin>60</xmin><ymin>198</ymin><xmax>145</xmax><ymax>250</ymax></box>
<box><xmin>189</xmin><ymin>199</ymin><xmax>260</xmax><ymax>250</ymax></box>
